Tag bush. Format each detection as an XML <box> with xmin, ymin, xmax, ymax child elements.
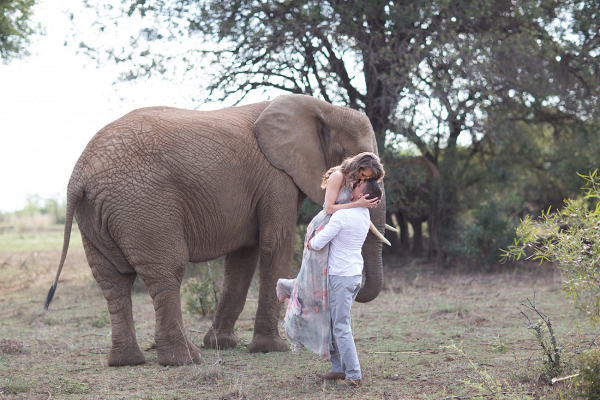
<box><xmin>575</xmin><ymin>347</ymin><xmax>600</xmax><ymax>399</ymax></box>
<box><xmin>504</xmin><ymin>171</ymin><xmax>600</xmax><ymax>326</ymax></box>
<box><xmin>446</xmin><ymin>195</ymin><xmax>520</xmax><ymax>269</ymax></box>
<box><xmin>181</xmin><ymin>262</ymin><xmax>222</xmax><ymax>317</ymax></box>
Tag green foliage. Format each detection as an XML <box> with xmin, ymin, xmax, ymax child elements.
<box><xmin>384</xmin><ymin>154</ymin><xmax>439</xmax><ymax>219</ymax></box>
<box><xmin>14</xmin><ymin>194</ymin><xmax>66</xmax><ymax>224</ymax></box>
<box><xmin>91</xmin><ymin>310</ymin><xmax>109</xmax><ymax>328</ymax></box>
<box><xmin>296</xmin><ymin>198</ymin><xmax>321</xmax><ymax>226</ymax></box>
<box><xmin>0</xmin><ymin>0</ymin><xmax>40</xmax><ymax>63</ymax></box>
<box><xmin>77</xmin><ymin>0</ymin><xmax>600</xmax><ymax>264</ymax></box>
<box><xmin>518</xmin><ymin>297</ymin><xmax>564</xmax><ymax>383</ymax></box>
<box><xmin>51</xmin><ymin>378</ymin><xmax>90</xmax><ymax>395</ymax></box>
<box><xmin>443</xmin><ymin>342</ymin><xmax>534</xmax><ymax>399</ymax></box>
<box><xmin>575</xmin><ymin>347</ymin><xmax>600</xmax><ymax>399</ymax></box>
<box><xmin>446</xmin><ymin>197</ymin><xmax>520</xmax><ymax>269</ymax></box>
<box><xmin>2</xmin><ymin>377</ymin><xmax>30</xmax><ymax>394</ymax></box>
<box><xmin>504</xmin><ymin>171</ymin><xmax>600</xmax><ymax>327</ymax></box>
<box><xmin>182</xmin><ymin>262</ymin><xmax>222</xmax><ymax>317</ymax></box>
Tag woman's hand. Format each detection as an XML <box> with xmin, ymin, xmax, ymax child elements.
<box><xmin>354</xmin><ymin>194</ymin><xmax>380</xmax><ymax>209</ymax></box>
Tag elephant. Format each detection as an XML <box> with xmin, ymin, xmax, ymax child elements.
<box><xmin>44</xmin><ymin>94</ymin><xmax>387</xmax><ymax>366</ymax></box>
<box><xmin>384</xmin><ymin>156</ymin><xmax>440</xmax><ymax>257</ymax></box>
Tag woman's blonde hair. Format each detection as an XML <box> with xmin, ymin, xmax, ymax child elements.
<box><xmin>321</xmin><ymin>152</ymin><xmax>385</xmax><ymax>189</ymax></box>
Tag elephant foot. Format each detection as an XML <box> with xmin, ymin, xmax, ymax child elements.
<box><xmin>108</xmin><ymin>344</ymin><xmax>146</xmax><ymax>367</ymax></box>
<box><xmin>203</xmin><ymin>326</ymin><xmax>240</xmax><ymax>349</ymax></box>
<box><xmin>247</xmin><ymin>333</ymin><xmax>288</xmax><ymax>353</ymax></box>
<box><xmin>156</xmin><ymin>339</ymin><xmax>202</xmax><ymax>366</ymax></box>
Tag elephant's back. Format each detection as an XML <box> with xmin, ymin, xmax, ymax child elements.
<box><xmin>70</xmin><ymin>101</ymin><xmax>280</xmax><ymax>248</ymax></box>
<box><xmin>76</xmin><ymin>103</ymin><xmax>272</xmax><ymax>188</ymax></box>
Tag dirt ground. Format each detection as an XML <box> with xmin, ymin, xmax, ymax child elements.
<box><xmin>0</xmin><ymin>230</ymin><xmax>588</xmax><ymax>399</ymax></box>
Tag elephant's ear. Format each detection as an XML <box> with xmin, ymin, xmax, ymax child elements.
<box><xmin>255</xmin><ymin>94</ymin><xmax>333</xmax><ymax>205</ymax></box>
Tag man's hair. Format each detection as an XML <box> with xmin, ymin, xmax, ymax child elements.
<box><xmin>361</xmin><ymin>180</ymin><xmax>383</xmax><ymax>200</ymax></box>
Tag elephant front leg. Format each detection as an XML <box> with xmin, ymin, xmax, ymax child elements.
<box><xmin>247</xmin><ymin>224</ymin><xmax>295</xmax><ymax>353</ymax></box>
<box><xmin>204</xmin><ymin>246</ymin><xmax>259</xmax><ymax>349</ymax></box>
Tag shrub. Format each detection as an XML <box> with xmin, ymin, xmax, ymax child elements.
<box><xmin>504</xmin><ymin>171</ymin><xmax>600</xmax><ymax>398</ymax></box>
<box><xmin>182</xmin><ymin>262</ymin><xmax>222</xmax><ymax>317</ymax></box>
<box><xmin>575</xmin><ymin>347</ymin><xmax>600</xmax><ymax>399</ymax></box>
<box><xmin>447</xmin><ymin>195</ymin><xmax>520</xmax><ymax>269</ymax></box>
<box><xmin>504</xmin><ymin>171</ymin><xmax>600</xmax><ymax>326</ymax></box>
<box><xmin>91</xmin><ymin>310</ymin><xmax>110</xmax><ymax>328</ymax></box>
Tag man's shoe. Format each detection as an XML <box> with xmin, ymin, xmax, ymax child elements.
<box><xmin>336</xmin><ymin>379</ymin><xmax>361</xmax><ymax>388</ymax></box>
<box><xmin>316</xmin><ymin>372</ymin><xmax>346</xmax><ymax>380</ymax></box>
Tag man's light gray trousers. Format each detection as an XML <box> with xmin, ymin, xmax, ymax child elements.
<box><xmin>329</xmin><ymin>274</ymin><xmax>362</xmax><ymax>381</ymax></box>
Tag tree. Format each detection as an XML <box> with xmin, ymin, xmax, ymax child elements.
<box><xmin>80</xmin><ymin>1</ymin><xmax>585</xmax><ymax>150</ymax></box>
<box><xmin>0</xmin><ymin>0</ymin><xmax>39</xmax><ymax>63</ymax></box>
<box><xmin>77</xmin><ymin>0</ymin><xmax>600</xmax><ymax>262</ymax></box>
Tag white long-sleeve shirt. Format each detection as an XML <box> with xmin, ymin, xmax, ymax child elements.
<box><xmin>309</xmin><ymin>207</ymin><xmax>370</xmax><ymax>276</ymax></box>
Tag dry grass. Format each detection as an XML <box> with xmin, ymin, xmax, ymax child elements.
<box><xmin>0</xmin><ymin>225</ymin><xmax>587</xmax><ymax>399</ymax></box>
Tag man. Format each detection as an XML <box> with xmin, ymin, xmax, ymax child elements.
<box><xmin>308</xmin><ymin>179</ymin><xmax>383</xmax><ymax>387</ymax></box>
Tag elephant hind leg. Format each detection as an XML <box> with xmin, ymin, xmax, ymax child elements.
<box><xmin>82</xmin><ymin>234</ymin><xmax>145</xmax><ymax>367</ymax></box>
<box><xmin>205</xmin><ymin>246</ymin><xmax>259</xmax><ymax>350</ymax></box>
<box><xmin>137</xmin><ymin>256</ymin><xmax>201</xmax><ymax>366</ymax></box>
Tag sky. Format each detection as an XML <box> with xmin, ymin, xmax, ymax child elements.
<box><xmin>0</xmin><ymin>0</ymin><xmax>254</xmax><ymax>213</ymax></box>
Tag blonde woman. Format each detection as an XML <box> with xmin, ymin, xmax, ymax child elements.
<box><xmin>277</xmin><ymin>152</ymin><xmax>385</xmax><ymax>359</ymax></box>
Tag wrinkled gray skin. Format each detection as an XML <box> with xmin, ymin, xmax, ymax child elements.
<box><xmin>47</xmin><ymin>94</ymin><xmax>386</xmax><ymax>366</ymax></box>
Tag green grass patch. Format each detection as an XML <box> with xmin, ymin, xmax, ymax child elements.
<box><xmin>2</xmin><ymin>377</ymin><xmax>30</xmax><ymax>394</ymax></box>
<box><xmin>51</xmin><ymin>378</ymin><xmax>90</xmax><ymax>395</ymax></box>
<box><xmin>0</xmin><ymin>226</ymin><xmax>83</xmax><ymax>253</ymax></box>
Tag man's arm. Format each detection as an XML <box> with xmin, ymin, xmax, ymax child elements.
<box><xmin>309</xmin><ymin>212</ymin><xmax>345</xmax><ymax>250</ymax></box>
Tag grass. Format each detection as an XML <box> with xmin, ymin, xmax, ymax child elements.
<box><xmin>0</xmin><ymin>223</ymin><xmax>588</xmax><ymax>399</ymax></box>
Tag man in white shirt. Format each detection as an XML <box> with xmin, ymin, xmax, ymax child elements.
<box><xmin>308</xmin><ymin>179</ymin><xmax>383</xmax><ymax>387</ymax></box>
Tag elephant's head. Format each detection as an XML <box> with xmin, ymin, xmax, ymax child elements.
<box><xmin>255</xmin><ymin>94</ymin><xmax>386</xmax><ymax>303</ymax></box>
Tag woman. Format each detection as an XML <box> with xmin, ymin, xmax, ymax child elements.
<box><xmin>276</xmin><ymin>152</ymin><xmax>385</xmax><ymax>359</ymax></box>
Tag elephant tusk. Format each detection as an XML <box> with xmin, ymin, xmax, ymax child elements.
<box><xmin>370</xmin><ymin>221</ymin><xmax>391</xmax><ymax>246</ymax></box>
<box><xmin>385</xmin><ymin>223</ymin><xmax>398</xmax><ymax>233</ymax></box>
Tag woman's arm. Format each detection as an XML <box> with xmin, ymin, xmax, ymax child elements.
<box><xmin>323</xmin><ymin>171</ymin><xmax>379</xmax><ymax>215</ymax></box>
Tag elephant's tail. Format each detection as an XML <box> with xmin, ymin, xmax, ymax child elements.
<box><xmin>44</xmin><ymin>180</ymin><xmax>83</xmax><ymax>311</ymax></box>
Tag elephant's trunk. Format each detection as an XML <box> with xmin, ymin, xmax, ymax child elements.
<box><xmin>355</xmin><ymin>188</ymin><xmax>386</xmax><ymax>303</ymax></box>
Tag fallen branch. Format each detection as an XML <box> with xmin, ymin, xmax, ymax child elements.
<box><xmin>370</xmin><ymin>351</ymin><xmax>421</xmax><ymax>354</ymax></box>
<box><xmin>442</xmin><ymin>392</ymin><xmax>535</xmax><ymax>399</ymax></box>
<box><xmin>551</xmin><ymin>373</ymin><xmax>579</xmax><ymax>384</ymax></box>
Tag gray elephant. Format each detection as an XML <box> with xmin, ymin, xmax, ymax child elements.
<box><xmin>45</xmin><ymin>94</ymin><xmax>387</xmax><ymax>366</ymax></box>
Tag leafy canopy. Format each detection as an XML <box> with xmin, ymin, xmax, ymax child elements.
<box><xmin>79</xmin><ymin>0</ymin><xmax>599</xmax><ymax>156</ymax></box>
<box><xmin>0</xmin><ymin>0</ymin><xmax>39</xmax><ymax>63</ymax></box>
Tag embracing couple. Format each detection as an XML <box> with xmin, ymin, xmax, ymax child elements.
<box><xmin>276</xmin><ymin>152</ymin><xmax>385</xmax><ymax>388</ymax></box>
